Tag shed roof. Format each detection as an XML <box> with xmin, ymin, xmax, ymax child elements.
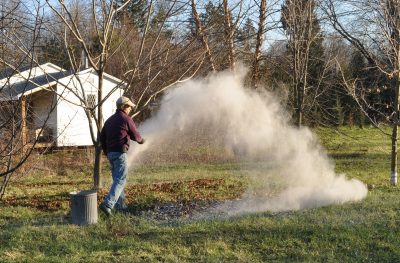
<box><xmin>1</xmin><ymin>70</ymin><xmax>72</xmax><ymax>98</ymax></box>
<box><xmin>0</xmin><ymin>63</ymin><xmax>125</xmax><ymax>101</ymax></box>
<box><xmin>0</xmin><ymin>65</ymin><xmax>31</xmax><ymax>79</ymax></box>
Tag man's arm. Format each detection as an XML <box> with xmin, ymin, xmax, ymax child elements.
<box><xmin>127</xmin><ymin>118</ymin><xmax>144</xmax><ymax>144</ymax></box>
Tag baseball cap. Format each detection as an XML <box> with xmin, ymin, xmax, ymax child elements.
<box><xmin>116</xmin><ymin>96</ymin><xmax>136</xmax><ymax>108</ymax></box>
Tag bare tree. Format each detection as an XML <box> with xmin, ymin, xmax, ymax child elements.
<box><xmin>323</xmin><ymin>0</ymin><xmax>400</xmax><ymax>184</ymax></box>
<box><xmin>251</xmin><ymin>0</ymin><xmax>267</xmax><ymax>89</ymax></box>
<box><xmin>190</xmin><ymin>0</ymin><xmax>216</xmax><ymax>72</ymax></box>
<box><xmin>119</xmin><ymin>1</ymin><xmax>207</xmax><ymax>116</ymax></box>
<box><xmin>223</xmin><ymin>0</ymin><xmax>236</xmax><ymax>70</ymax></box>
<box><xmin>0</xmin><ymin>0</ymin><xmax>62</xmax><ymax>198</ymax></box>
<box><xmin>43</xmin><ymin>0</ymin><xmax>206</xmax><ymax>189</ymax></box>
<box><xmin>43</xmin><ymin>0</ymin><xmax>136</xmax><ymax>188</ymax></box>
<box><xmin>281</xmin><ymin>0</ymin><xmax>320</xmax><ymax>127</ymax></box>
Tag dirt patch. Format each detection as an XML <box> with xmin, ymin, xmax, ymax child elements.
<box><xmin>136</xmin><ymin>199</ymin><xmax>225</xmax><ymax>220</ymax></box>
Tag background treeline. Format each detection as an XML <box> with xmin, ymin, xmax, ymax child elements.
<box><xmin>1</xmin><ymin>0</ymin><xmax>395</xmax><ymax>127</ymax></box>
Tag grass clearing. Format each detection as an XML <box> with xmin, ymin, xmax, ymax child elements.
<box><xmin>1</xmin><ymin>127</ymin><xmax>400</xmax><ymax>262</ymax></box>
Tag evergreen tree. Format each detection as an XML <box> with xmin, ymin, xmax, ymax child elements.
<box><xmin>39</xmin><ymin>35</ymin><xmax>86</xmax><ymax>71</ymax></box>
<box><xmin>116</xmin><ymin>0</ymin><xmax>148</xmax><ymax>31</ymax></box>
<box><xmin>349</xmin><ymin>49</ymin><xmax>392</xmax><ymax>125</ymax></box>
<box><xmin>307</xmin><ymin>22</ymin><xmax>325</xmax><ymax>89</ymax></box>
<box><xmin>236</xmin><ymin>18</ymin><xmax>257</xmax><ymax>52</ymax></box>
<box><xmin>349</xmin><ymin>49</ymin><xmax>367</xmax><ymax>126</ymax></box>
<box><xmin>200</xmin><ymin>2</ymin><xmax>226</xmax><ymax>51</ymax></box>
<box><xmin>192</xmin><ymin>1</ymin><xmax>234</xmax><ymax>70</ymax></box>
<box><xmin>333</xmin><ymin>91</ymin><xmax>345</xmax><ymax>126</ymax></box>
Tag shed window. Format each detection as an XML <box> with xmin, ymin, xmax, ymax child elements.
<box><xmin>87</xmin><ymin>94</ymin><xmax>96</xmax><ymax>108</ymax></box>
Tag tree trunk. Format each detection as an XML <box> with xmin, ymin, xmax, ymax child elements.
<box><xmin>295</xmin><ymin>82</ymin><xmax>305</xmax><ymax>127</ymax></box>
<box><xmin>390</xmin><ymin>122</ymin><xmax>398</xmax><ymax>185</ymax></box>
<box><xmin>93</xmin><ymin>70</ymin><xmax>104</xmax><ymax>189</ymax></box>
<box><xmin>390</xmin><ymin>73</ymin><xmax>400</xmax><ymax>185</ymax></box>
<box><xmin>389</xmin><ymin>0</ymin><xmax>400</xmax><ymax>185</ymax></box>
<box><xmin>191</xmin><ymin>0</ymin><xmax>215</xmax><ymax>72</ymax></box>
<box><xmin>93</xmin><ymin>138</ymin><xmax>103</xmax><ymax>189</ymax></box>
<box><xmin>20</xmin><ymin>96</ymin><xmax>27</xmax><ymax>153</ymax></box>
<box><xmin>223</xmin><ymin>0</ymin><xmax>235</xmax><ymax>70</ymax></box>
<box><xmin>251</xmin><ymin>0</ymin><xmax>266</xmax><ymax>89</ymax></box>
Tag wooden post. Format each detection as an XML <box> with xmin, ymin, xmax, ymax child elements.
<box><xmin>21</xmin><ymin>96</ymin><xmax>27</xmax><ymax>153</ymax></box>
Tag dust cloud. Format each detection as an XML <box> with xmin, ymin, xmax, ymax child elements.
<box><xmin>128</xmin><ymin>67</ymin><xmax>368</xmax><ymax>215</ymax></box>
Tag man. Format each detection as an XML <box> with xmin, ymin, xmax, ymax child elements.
<box><xmin>99</xmin><ymin>96</ymin><xmax>145</xmax><ymax>216</ymax></box>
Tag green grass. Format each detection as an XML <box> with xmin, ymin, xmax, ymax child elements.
<box><xmin>2</xmin><ymin>127</ymin><xmax>400</xmax><ymax>262</ymax></box>
<box><xmin>316</xmin><ymin>127</ymin><xmax>392</xmax><ymax>186</ymax></box>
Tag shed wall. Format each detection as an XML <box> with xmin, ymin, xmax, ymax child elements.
<box><xmin>55</xmin><ymin>72</ymin><xmax>123</xmax><ymax>147</ymax></box>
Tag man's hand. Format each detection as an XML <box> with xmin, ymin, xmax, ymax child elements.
<box><xmin>138</xmin><ymin>138</ymin><xmax>145</xmax><ymax>144</ymax></box>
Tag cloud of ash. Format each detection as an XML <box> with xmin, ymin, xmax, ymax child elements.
<box><xmin>128</xmin><ymin>67</ymin><xmax>368</xmax><ymax>215</ymax></box>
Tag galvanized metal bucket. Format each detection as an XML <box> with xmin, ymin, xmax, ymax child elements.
<box><xmin>70</xmin><ymin>190</ymin><xmax>98</xmax><ymax>225</ymax></box>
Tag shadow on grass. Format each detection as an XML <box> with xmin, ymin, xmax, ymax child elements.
<box><xmin>329</xmin><ymin>153</ymin><xmax>365</xmax><ymax>158</ymax></box>
<box><xmin>328</xmin><ymin>152</ymin><xmax>390</xmax><ymax>161</ymax></box>
<box><xmin>22</xmin><ymin>180</ymin><xmax>89</xmax><ymax>188</ymax></box>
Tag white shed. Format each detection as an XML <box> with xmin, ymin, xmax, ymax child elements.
<box><xmin>0</xmin><ymin>63</ymin><xmax>125</xmax><ymax>147</ymax></box>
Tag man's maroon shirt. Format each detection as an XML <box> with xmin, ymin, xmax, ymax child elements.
<box><xmin>100</xmin><ymin>109</ymin><xmax>143</xmax><ymax>154</ymax></box>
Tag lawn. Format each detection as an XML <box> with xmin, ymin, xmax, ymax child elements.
<box><xmin>1</xmin><ymin>127</ymin><xmax>400</xmax><ymax>262</ymax></box>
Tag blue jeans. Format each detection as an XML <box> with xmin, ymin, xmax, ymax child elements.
<box><xmin>103</xmin><ymin>152</ymin><xmax>128</xmax><ymax>210</ymax></box>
